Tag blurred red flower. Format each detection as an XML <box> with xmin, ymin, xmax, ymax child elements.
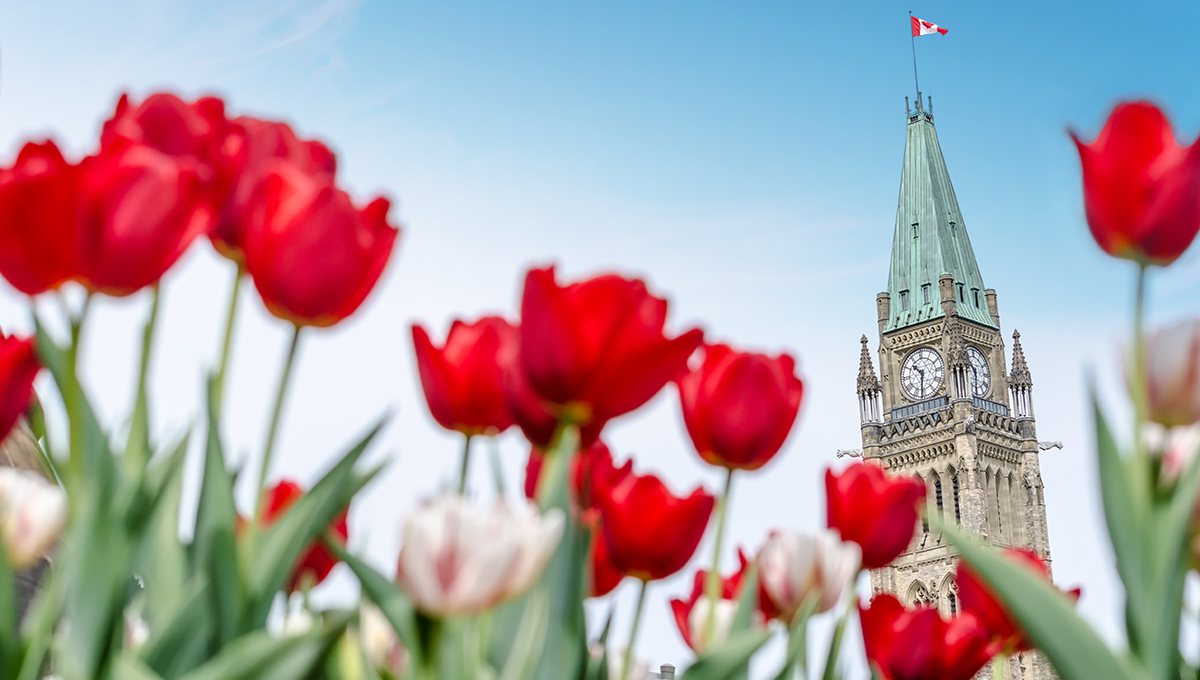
<box><xmin>860</xmin><ymin>593</ymin><xmax>997</xmax><ymax>680</ymax></box>
<box><xmin>255</xmin><ymin>479</ymin><xmax>349</xmax><ymax>593</ymax></box>
<box><xmin>0</xmin><ymin>335</ymin><xmax>40</xmax><ymax>443</ymax></box>
<box><xmin>598</xmin><ymin>471</ymin><xmax>713</xmax><ymax>582</ymax></box>
<box><xmin>518</xmin><ymin>266</ymin><xmax>703</xmax><ymax>428</ymax></box>
<box><xmin>77</xmin><ymin>141</ymin><xmax>211</xmax><ymax>296</ymax></box>
<box><xmin>242</xmin><ymin>161</ymin><xmax>399</xmax><ymax>327</ymax></box>
<box><xmin>825</xmin><ymin>462</ymin><xmax>925</xmax><ymax>569</ymax></box>
<box><xmin>1072</xmin><ymin>101</ymin><xmax>1200</xmax><ymax>266</ymax></box>
<box><xmin>956</xmin><ymin>548</ymin><xmax>1081</xmax><ymax>654</ymax></box>
<box><xmin>0</xmin><ymin>141</ymin><xmax>82</xmax><ymax>295</ymax></box>
<box><xmin>213</xmin><ymin>117</ymin><xmax>336</xmax><ymax>263</ymax></box>
<box><xmin>677</xmin><ymin>344</ymin><xmax>803</xmax><ymax>471</ymax></box>
<box><xmin>413</xmin><ymin>316</ymin><xmax>515</xmax><ymax>436</ymax></box>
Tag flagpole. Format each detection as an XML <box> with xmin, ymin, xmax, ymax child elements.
<box><xmin>909</xmin><ymin>10</ymin><xmax>920</xmax><ymax>100</ymax></box>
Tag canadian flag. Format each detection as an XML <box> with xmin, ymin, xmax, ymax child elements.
<box><xmin>911</xmin><ymin>16</ymin><xmax>948</xmax><ymax>37</ymax></box>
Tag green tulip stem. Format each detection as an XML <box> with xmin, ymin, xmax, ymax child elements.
<box><xmin>254</xmin><ymin>324</ymin><xmax>303</xmax><ymax>523</ymax></box>
<box><xmin>457</xmin><ymin>434</ymin><xmax>473</xmax><ymax>495</ymax></box>
<box><xmin>620</xmin><ymin>579</ymin><xmax>649</xmax><ymax>680</ymax></box>
<box><xmin>821</xmin><ymin>582</ymin><xmax>857</xmax><ymax>680</ymax></box>
<box><xmin>65</xmin><ymin>292</ymin><xmax>92</xmax><ymax>482</ymax></box>
<box><xmin>702</xmin><ymin>467</ymin><xmax>736</xmax><ymax>647</ymax></box>
<box><xmin>1131</xmin><ymin>264</ymin><xmax>1148</xmax><ymax>459</ymax></box>
<box><xmin>127</xmin><ymin>284</ymin><xmax>161</xmax><ymax>471</ymax></box>
<box><xmin>214</xmin><ymin>264</ymin><xmax>244</xmax><ymax>415</ymax></box>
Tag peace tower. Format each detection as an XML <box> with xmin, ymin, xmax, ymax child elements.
<box><xmin>853</xmin><ymin>96</ymin><xmax>1056</xmax><ymax>680</ymax></box>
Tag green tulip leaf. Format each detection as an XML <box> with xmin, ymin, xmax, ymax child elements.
<box><xmin>0</xmin><ymin>542</ymin><xmax>19</xmax><ymax>680</ymax></box>
<box><xmin>134</xmin><ymin>437</ymin><xmax>191</xmax><ymax>632</ymax></box>
<box><xmin>581</xmin><ymin>606</ymin><xmax>614</xmax><ymax>680</ymax></box>
<box><xmin>731</xmin><ymin>562</ymin><xmax>759</xmax><ymax>633</ymax></box>
<box><xmin>1145</xmin><ymin>424</ymin><xmax>1200</xmax><ymax>680</ymax></box>
<box><xmin>113</xmin><ymin>652</ymin><xmax>168</xmax><ymax>680</ymax></box>
<box><xmin>770</xmin><ymin>595</ymin><xmax>819</xmax><ymax>680</ymax></box>
<box><xmin>330</xmin><ymin>541</ymin><xmax>423</xmax><ymax>669</ymax></box>
<box><xmin>34</xmin><ymin>313</ymin><xmax>116</xmax><ymax>494</ymax></box>
<box><xmin>175</xmin><ymin>614</ymin><xmax>349</xmax><ymax>680</ymax></box>
<box><xmin>530</xmin><ymin>425</ymin><xmax>588</xmax><ymax>680</ymax></box>
<box><xmin>1091</xmin><ymin>391</ymin><xmax>1151</xmax><ymax>651</ymax></box>
<box><xmin>124</xmin><ymin>286</ymin><xmax>161</xmax><ymax>477</ymax></box>
<box><xmin>244</xmin><ymin>418</ymin><xmax>385</xmax><ymax>629</ymax></box>
<box><xmin>138</xmin><ymin>578</ymin><xmax>216</xmax><ymax>678</ymax></box>
<box><xmin>938</xmin><ymin>518</ymin><xmax>1133</xmax><ymax>680</ymax></box>
<box><xmin>193</xmin><ymin>374</ymin><xmax>242</xmax><ymax>645</ymax></box>
<box><xmin>680</xmin><ymin>628</ymin><xmax>772</xmax><ymax>680</ymax></box>
<box><xmin>500</xmin><ymin>588</ymin><xmax>549</xmax><ymax>680</ymax></box>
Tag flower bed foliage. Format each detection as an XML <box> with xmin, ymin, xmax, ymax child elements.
<box><xmin>0</xmin><ymin>92</ymin><xmax>1192</xmax><ymax>680</ymax></box>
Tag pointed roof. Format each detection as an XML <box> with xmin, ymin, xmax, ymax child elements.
<box><xmin>1010</xmin><ymin>330</ymin><xmax>1032</xmax><ymax>388</ymax></box>
<box><xmin>884</xmin><ymin>108</ymin><xmax>996</xmax><ymax>332</ymax></box>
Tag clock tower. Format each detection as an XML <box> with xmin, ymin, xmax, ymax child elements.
<box><xmin>854</xmin><ymin>97</ymin><xmax>1055</xmax><ymax>679</ymax></box>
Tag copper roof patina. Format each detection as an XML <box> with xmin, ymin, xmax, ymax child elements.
<box><xmin>885</xmin><ymin>107</ymin><xmax>996</xmax><ymax>332</ymax></box>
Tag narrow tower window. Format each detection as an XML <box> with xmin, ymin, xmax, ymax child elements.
<box><xmin>957</xmin><ymin>283</ymin><xmax>965</xmax><ymax>302</ymax></box>
<box><xmin>949</xmin><ymin>221</ymin><xmax>957</xmax><ymax>236</ymax></box>
<box><xmin>948</xmin><ymin>592</ymin><xmax>958</xmax><ymax>616</ymax></box>
<box><xmin>922</xmin><ymin>284</ymin><xmax>931</xmax><ymax>304</ymax></box>
<box><xmin>912</xmin><ymin>222</ymin><xmax>919</xmax><ymax>238</ymax></box>
<box><xmin>935</xmin><ymin>479</ymin><xmax>944</xmax><ymax>516</ymax></box>
<box><xmin>900</xmin><ymin>290</ymin><xmax>909</xmax><ymax>310</ymax></box>
<box><xmin>952</xmin><ymin>473</ymin><xmax>961</xmax><ymax>523</ymax></box>
<box><xmin>972</xmin><ymin>288</ymin><xmax>980</xmax><ymax>307</ymax></box>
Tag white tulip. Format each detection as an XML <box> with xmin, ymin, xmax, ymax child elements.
<box><xmin>123</xmin><ymin>610</ymin><xmax>149</xmax><ymax>651</ymax></box>
<box><xmin>0</xmin><ymin>468</ymin><xmax>66</xmax><ymax>569</ymax></box>
<box><xmin>281</xmin><ymin>607</ymin><xmax>315</xmax><ymax>636</ymax></box>
<box><xmin>361</xmin><ymin>604</ymin><xmax>407</xmax><ymax>675</ymax></box>
<box><xmin>397</xmin><ymin>496</ymin><xmax>564</xmax><ymax>617</ymax></box>
<box><xmin>1141</xmin><ymin>320</ymin><xmax>1200</xmax><ymax>428</ymax></box>
<box><xmin>758</xmin><ymin>529</ymin><xmax>861</xmax><ymax>623</ymax></box>
<box><xmin>686</xmin><ymin>596</ymin><xmax>738</xmax><ymax>654</ymax></box>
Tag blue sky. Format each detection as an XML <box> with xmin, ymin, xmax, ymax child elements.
<box><xmin>3</xmin><ymin>0</ymin><xmax>1200</xmax><ymax>675</ymax></box>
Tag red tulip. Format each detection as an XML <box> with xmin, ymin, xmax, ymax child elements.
<box><xmin>256</xmin><ymin>479</ymin><xmax>349</xmax><ymax>592</ymax></box>
<box><xmin>519</xmin><ymin>266</ymin><xmax>703</xmax><ymax>427</ymax></box>
<box><xmin>412</xmin><ymin>317</ymin><xmax>516</xmax><ymax>436</ymax></box>
<box><xmin>100</xmin><ymin>92</ymin><xmax>228</xmax><ymax>193</ymax></box>
<box><xmin>242</xmin><ymin>161</ymin><xmax>399</xmax><ymax>327</ymax></box>
<box><xmin>500</xmin><ymin>339</ymin><xmax>604</xmax><ymax>450</ymax></box>
<box><xmin>0</xmin><ymin>141</ymin><xmax>82</xmax><ymax>295</ymax></box>
<box><xmin>598</xmin><ymin>471</ymin><xmax>713</xmax><ymax>581</ymax></box>
<box><xmin>677</xmin><ymin>344</ymin><xmax>803</xmax><ymax>471</ymax></box>
<box><xmin>860</xmin><ymin>594</ymin><xmax>997</xmax><ymax>680</ymax></box>
<box><xmin>825</xmin><ymin>462</ymin><xmax>925</xmax><ymax>569</ymax></box>
<box><xmin>1071</xmin><ymin>102</ymin><xmax>1200</xmax><ymax>266</ymax></box>
<box><xmin>522</xmin><ymin>439</ymin><xmax>632</xmax><ymax>514</ymax></box>
<box><xmin>956</xmin><ymin>548</ymin><xmax>1081</xmax><ymax>654</ymax></box>
<box><xmin>77</xmin><ymin>141</ymin><xmax>211</xmax><ymax>296</ymax></box>
<box><xmin>670</xmin><ymin>568</ymin><xmax>743</xmax><ymax>653</ymax></box>
<box><xmin>0</xmin><ymin>335</ymin><xmax>41</xmax><ymax>443</ymax></box>
<box><xmin>213</xmin><ymin>117</ymin><xmax>336</xmax><ymax>262</ymax></box>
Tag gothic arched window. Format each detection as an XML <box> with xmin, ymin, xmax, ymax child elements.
<box><xmin>934</xmin><ymin>479</ymin><xmax>944</xmax><ymax>517</ymax></box>
<box><xmin>948</xmin><ymin>592</ymin><xmax>958</xmax><ymax>616</ymax></box>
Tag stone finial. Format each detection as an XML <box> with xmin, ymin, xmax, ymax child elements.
<box><xmin>1010</xmin><ymin>330</ymin><xmax>1032</xmax><ymax>388</ymax></box>
<box><xmin>857</xmin><ymin>335</ymin><xmax>880</xmax><ymax>395</ymax></box>
<box><xmin>943</xmin><ymin>314</ymin><xmax>969</xmax><ymax>369</ymax></box>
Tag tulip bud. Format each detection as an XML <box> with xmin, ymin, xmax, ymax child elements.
<box><xmin>412</xmin><ymin>317</ymin><xmax>516</xmax><ymax>437</ymax></box>
<box><xmin>1071</xmin><ymin>101</ymin><xmax>1200</xmax><ymax>267</ymax></box>
<box><xmin>825</xmin><ymin>462</ymin><xmax>925</xmax><ymax>569</ymax></box>
<box><xmin>0</xmin><ymin>468</ymin><xmax>65</xmax><ymax>569</ymax></box>
<box><xmin>397</xmin><ymin>496</ymin><xmax>563</xmax><ymax>617</ymax></box>
<box><xmin>677</xmin><ymin>344</ymin><xmax>804</xmax><ymax>471</ymax></box>
<box><xmin>758</xmin><ymin>529</ymin><xmax>861</xmax><ymax>623</ymax></box>
<box><xmin>361</xmin><ymin>604</ymin><xmax>408</xmax><ymax>676</ymax></box>
<box><xmin>1138</xmin><ymin>319</ymin><xmax>1200</xmax><ymax>428</ymax></box>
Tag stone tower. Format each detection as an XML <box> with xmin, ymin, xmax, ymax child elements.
<box><xmin>855</xmin><ymin>98</ymin><xmax>1054</xmax><ymax>679</ymax></box>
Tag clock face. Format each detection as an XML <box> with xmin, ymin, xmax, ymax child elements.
<box><xmin>966</xmin><ymin>346</ymin><xmax>991</xmax><ymax>397</ymax></box>
<box><xmin>901</xmin><ymin>347</ymin><xmax>945</xmax><ymax>400</ymax></box>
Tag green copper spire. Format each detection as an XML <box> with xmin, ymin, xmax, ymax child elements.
<box><xmin>884</xmin><ymin>107</ymin><xmax>996</xmax><ymax>331</ymax></box>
